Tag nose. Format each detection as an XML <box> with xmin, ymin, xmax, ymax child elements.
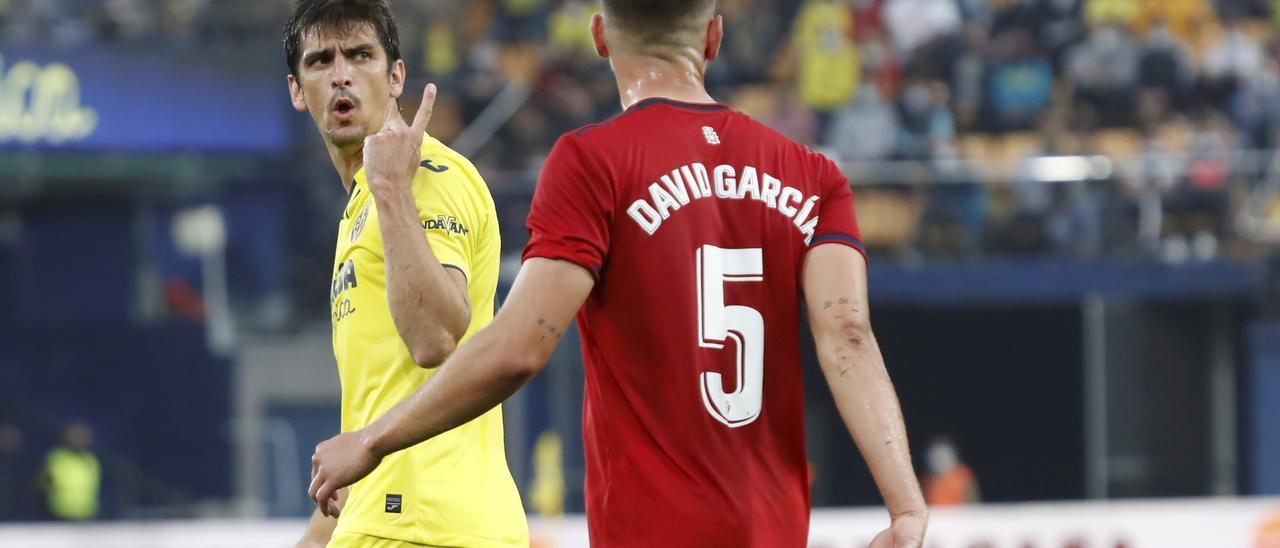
<box><xmin>330</xmin><ymin>57</ymin><xmax>353</xmax><ymax>89</ymax></box>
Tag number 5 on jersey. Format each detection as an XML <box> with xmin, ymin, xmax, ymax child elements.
<box><xmin>696</xmin><ymin>245</ymin><xmax>765</xmax><ymax>428</ymax></box>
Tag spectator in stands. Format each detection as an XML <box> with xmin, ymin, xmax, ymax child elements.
<box><xmin>548</xmin><ymin>0</ymin><xmax>594</xmax><ymax>58</ymax></box>
<box><xmin>857</xmin><ymin>25</ymin><xmax>904</xmax><ymax>98</ymax></box>
<box><xmin>718</xmin><ymin>0</ymin><xmax>783</xmax><ymax>85</ymax></box>
<box><xmin>851</xmin><ymin>0</ymin><xmax>887</xmax><ymax>39</ymax></box>
<box><xmin>955</xmin><ymin>0</ymin><xmax>992</xmax><ymax>25</ymax></box>
<box><xmin>39</xmin><ymin>422</ymin><xmax>100</xmax><ymax>521</ymax></box>
<box><xmin>827</xmin><ymin>83</ymin><xmax>901</xmax><ymax>161</ymax></box>
<box><xmin>987</xmin><ymin>27</ymin><xmax>1054</xmax><ymax>132</ymax></box>
<box><xmin>1233</xmin><ymin>59</ymin><xmax>1280</xmax><ymax>148</ymax></box>
<box><xmin>1044</xmin><ymin>0</ymin><xmax>1088</xmax><ymax>66</ymax></box>
<box><xmin>421</xmin><ymin>19</ymin><xmax>461</xmax><ymax>80</ymax></box>
<box><xmin>884</xmin><ymin>0</ymin><xmax>962</xmax><ymax>59</ymax></box>
<box><xmin>1130</xmin><ymin>106</ymin><xmax>1186</xmax><ymax>254</ymax></box>
<box><xmin>1132</xmin><ymin>0</ymin><xmax>1215</xmax><ymax>49</ymax></box>
<box><xmin>1139</xmin><ymin>20</ymin><xmax>1196</xmax><ymax>108</ymax></box>
<box><xmin>898</xmin><ymin>79</ymin><xmax>957</xmax><ymax>159</ymax></box>
<box><xmin>952</xmin><ymin>23</ymin><xmax>989</xmax><ymax>131</ymax></box>
<box><xmin>492</xmin><ymin>0</ymin><xmax>548</xmax><ymax>43</ymax></box>
<box><xmin>1136</xmin><ymin>0</ymin><xmax>1213</xmax><ymax>48</ymax></box>
<box><xmin>0</xmin><ymin>0</ymin><xmax>79</xmax><ymax>46</ymax></box>
<box><xmin>1084</xmin><ymin>0</ymin><xmax>1140</xmax><ymax>28</ymax></box>
<box><xmin>1168</xmin><ymin>109</ymin><xmax>1236</xmax><ymax>260</ymax></box>
<box><xmin>922</xmin><ymin>436</ymin><xmax>981</xmax><ymax>506</ymax></box>
<box><xmin>763</xmin><ymin>85</ymin><xmax>820</xmax><ymax>145</ymax></box>
<box><xmin>1201</xmin><ymin>16</ymin><xmax>1267</xmax><ymax>110</ymax></box>
<box><xmin>1066</xmin><ymin>22</ymin><xmax>1140</xmax><ymax>126</ymax></box>
<box><xmin>991</xmin><ymin>0</ymin><xmax>1085</xmax><ymax>70</ymax></box>
<box><xmin>790</xmin><ymin>0</ymin><xmax>860</xmax><ymax>134</ymax></box>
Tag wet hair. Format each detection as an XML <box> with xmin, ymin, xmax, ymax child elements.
<box><xmin>283</xmin><ymin>0</ymin><xmax>402</xmax><ymax>78</ymax></box>
<box><xmin>602</xmin><ymin>0</ymin><xmax>717</xmax><ymax>46</ymax></box>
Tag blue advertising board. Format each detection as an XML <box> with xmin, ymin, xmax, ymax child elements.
<box><xmin>0</xmin><ymin>48</ymin><xmax>290</xmax><ymax>152</ymax></box>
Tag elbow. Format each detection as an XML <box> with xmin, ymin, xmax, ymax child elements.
<box><xmin>828</xmin><ymin>315</ymin><xmax>875</xmax><ymax>349</ymax></box>
<box><xmin>504</xmin><ymin>345</ymin><xmax>550</xmax><ymax>381</ymax></box>
<box><xmin>410</xmin><ymin>331</ymin><xmax>458</xmax><ymax>368</ymax></box>
<box><xmin>507</xmin><ymin>347</ymin><xmax>549</xmax><ymax>381</ymax></box>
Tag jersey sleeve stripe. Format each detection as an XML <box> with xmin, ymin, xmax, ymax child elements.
<box><xmin>441</xmin><ymin>263</ymin><xmax>468</xmax><ymax>281</ymax></box>
<box><xmin>522</xmin><ymin>245</ymin><xmax>602</xmax><ymax>280</ymax></box>
<box><xmin>809</xmin><ymin>233</ymin><xmax>868</xmax><ymax>260</ymax></box>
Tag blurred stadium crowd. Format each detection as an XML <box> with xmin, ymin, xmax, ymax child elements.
<box><xmin>5</xmin><ymin>0</ymin><xmax>1280</xmax><ymax>265</ymax></box>
<box><xmin>4</xmin><ymin>0</ymin><xmax>1280</xmax><ymax>264</ymax></box>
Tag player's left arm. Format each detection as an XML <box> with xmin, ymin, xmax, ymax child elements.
<box><xmin>308</xmin><ymin>258</ymin><xmax>594</xmax><ymax>515</ymax></box>
<box><xmin>363</xmin><ymin>84</ymin><xmax>470</xmax><ymax>367</ymax></box>
<box><xmin>803</xmin><ymin>244</ymin><xmax>927</xmax><ymax>548</ymax></box>
<box><xmin>801</xmin><ymin>158</ymin><xmax>926</xmax><ymax>548</ymax></box>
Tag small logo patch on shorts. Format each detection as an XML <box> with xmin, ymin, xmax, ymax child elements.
<box><xmin>385</xmin><ymin>494</ymin><xmax>402</xmax><ymax>513</ymax></box>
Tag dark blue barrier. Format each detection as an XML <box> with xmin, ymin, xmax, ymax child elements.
<box><xmin>0</xmin><ymin>323</ymin><xmax>231</xmax><ymax>515</ymax></box>
<box><xmin>1249</xmin><ymin>321</ymin><xmax>1280</xmax><ymax>495</ymax></box>
<box><xmin>868</xmin><ymin>259</ymin><xmax>1266</xmax><ymax>305</ymax></box>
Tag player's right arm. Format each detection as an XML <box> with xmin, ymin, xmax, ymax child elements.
<box><xmin>309</xmin><ymin>132</ymin><xmax>605</xmax><ymax>514</ymax></box>
<box><xmin>802</xmin><ymin>244</ymin><xmax>927</xmax><ymax>548</ymax></box>
<box><xmin>308</xmin><ymin>258</ymin><xmax>594</xmax><ymax>512</ymax></box>
<box><xmin>296</xmin><ymin>487</ymin><xmax>346</xmax><ymax>547</ymax></box>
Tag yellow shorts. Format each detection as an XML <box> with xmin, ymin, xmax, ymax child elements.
<box><xmin>328</xmin><ymin>532</ymin><xmax>432</xmax><ymax>548</ymax></box>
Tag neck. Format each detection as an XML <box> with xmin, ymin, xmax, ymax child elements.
<box><xmin>610</xmin><ymin>51</ymin><xmax>716</xmax><ymax>110</ymax></box>
<box><xmin>326</xmin><ymin>141</ymin><xmax>365</xmax><ymax>193</ymax></box>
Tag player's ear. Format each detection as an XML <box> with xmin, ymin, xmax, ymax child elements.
<box><xmin>287</xmin><ymin>74</ymin><xmax>308</xmax><ymax>112</ymax></box>
<box><xmin>705</xmin><ymin>14</ymin><xmax>723</xmax><ymax>62</ymax></box>
<box><xmin>388</xmin><ymin>58</ymin><xmax>406</xmax><ymax>99</ymax></box>
<box><xmin>590</xmin><ymin>13</ymin><xmax>609</xmax><ymax>59</ymax></box>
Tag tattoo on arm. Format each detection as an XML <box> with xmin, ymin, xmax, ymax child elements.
<box><xmin>536</xmin><ymin>318</ymin><xmax>565</xmax><ymax>342</ymax></box>
<box><xmin>822</xmin><ymin>297</ymin><xmax>862</xmax><ymax>314</ymax></box>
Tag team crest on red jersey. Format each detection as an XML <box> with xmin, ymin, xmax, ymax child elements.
<box><xmin>351</xmin><ymin>203</ymin><xmax>370</xmax><ymax>242</ymax></box>
<box><xmin>702</xmin><ymin>125</ymin><xmax>720</xmax><ymax>145</ymax></box>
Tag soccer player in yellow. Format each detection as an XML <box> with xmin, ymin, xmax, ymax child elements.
<box><xmin>283</xmin><ymin>1</ymin><xmax>526</xmax><ymax>546</ymax></box>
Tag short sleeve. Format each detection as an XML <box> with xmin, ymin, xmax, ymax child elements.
<box><xmin>808</xmin><ymin>158</ymin><xmax>866</xmax><ymax>260</ymax></box>
<box><xmin>412</xmin><ymin>160</ymin><xmax>478</xmax><ymax>281</ymax></box>
<box><xmin>522</xmin><ymin>134</ymin><xmax>612</xmax><ymax>278</ymax></box>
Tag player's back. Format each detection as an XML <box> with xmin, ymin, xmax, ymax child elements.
<box><xmin>524</xmin><ymin>98</ymin><xmax>863</xmax><ymax>547</ymax></box>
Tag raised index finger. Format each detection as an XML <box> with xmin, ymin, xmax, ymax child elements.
<box><xmin>410</xmin><ymin>83</ymin><xmax>437</xmax><ymax>135</ymax></box>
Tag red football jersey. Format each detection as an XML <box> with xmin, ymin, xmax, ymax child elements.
<box><xmin>523</xmin><ymin>98</ymin><xmax>864</xmax><ymax>547</ymax></box>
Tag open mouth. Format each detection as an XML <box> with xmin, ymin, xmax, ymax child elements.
<box><xmin>332</xmin><ymin>97</ymin><xmax>357</xmax><ymax>119</ymax></box>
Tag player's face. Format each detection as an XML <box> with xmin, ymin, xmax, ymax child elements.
<box><xmin>288</xmin><ymin>23</ymin><xmax>405</xmax><ymax>149</ymax></box>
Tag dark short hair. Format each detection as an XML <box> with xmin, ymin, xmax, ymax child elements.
<box><xmin>603</xmin><ymin>0</ymin><xmax>717</xmax><ymax>41</ymax></box>
<box><xmin>283</xmin><ymin>0</ymin><xmax>402</xmax><ymax>78</ymax></box>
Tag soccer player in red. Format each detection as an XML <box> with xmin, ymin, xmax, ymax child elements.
<box><xmin>309</xmin><ymin>1</ymin><xmax>928</xmax><ymax>546</ymax></box>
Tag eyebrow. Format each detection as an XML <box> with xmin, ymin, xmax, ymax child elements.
<box><xmin>341</xmin><ymin>43</ymin><xmax>376</xmax><ymax>56</ymax></box>
<box><xmin>302</xmin><ymin>47</ymin><xmax>333</xmax><ymax>66</ymax></box>
<box><xmin>301</xmin><ymin>43</ymin><xmax>377</xmax><ymax>66</ymax></box>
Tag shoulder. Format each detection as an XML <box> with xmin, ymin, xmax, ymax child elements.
<box><xmin>413</xmin><ymin>136</ymin><xmax>494</xmax><ymax>210</ymax></box>
<box><xmin>727</xmin><ymin>112</ymin><xmax>841</xmax><ymax>178</ymax></box>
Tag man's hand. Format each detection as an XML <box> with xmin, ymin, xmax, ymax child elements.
<box><xmin>308</xmin><ymin>431</ymin><xmax>381</xmax><ymax>517</ymax></box>
<box><xmin>363</xmin><ymin>83</ymin><xmax>437</xmax><ymax>198</ymax></box>
<box><xmin>868</xmin><ymin>511</ymin><xmax>928</xmax><ymax>548</ymax></box>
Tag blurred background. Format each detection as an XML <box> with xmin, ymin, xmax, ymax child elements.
<box><xmin>0</xmin><ymin>0</ymin><xmax>1279</xmax><ymax>546</ymax></box>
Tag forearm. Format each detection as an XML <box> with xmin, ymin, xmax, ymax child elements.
<box><xmin>298</xmin><ymin>508</ymin><xmax>337</xmax><ymax>546</ymax></box>
<box><xmin>817</xmin><ymin>326</ymin><xmax>926</xmax><ymax>518</ymax></box>
<box><xmin>358</xmin><ymin>259</ymin><xmax>590</xmax><ymax>458</ymax></box>
<box><xmin>361</xmin><ymin>318</ymin><xmax>541</xmax><ymax>457</ymax></box>
<box><xmin>297</xmin><ymin>488</ymin><xmax>345</xmax><ymax>546</ymax></box>
<box><xmin>374</xmin><ymin>186</ymin><xmax>469</xmax><ymax>356</ymax></box>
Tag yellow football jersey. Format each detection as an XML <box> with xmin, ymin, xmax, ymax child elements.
<box><xmin>328</xmin><ymin>135</ymin><xmax>527</xmax><ymax>547</ymax></box>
